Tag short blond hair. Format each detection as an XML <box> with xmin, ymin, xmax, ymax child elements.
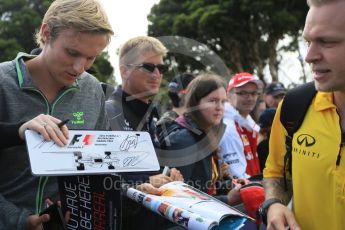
<box><xmin>119</xmin><ymin>36</ymin><xmax>168</xmax><ymax>65</ymax></box>
<box><xmin>35</xmin><ymin>0</ymin><xmax>113</xmax><ymax>47</ymax></box>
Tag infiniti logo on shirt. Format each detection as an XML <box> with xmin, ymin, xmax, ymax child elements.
<box><xmin>297</xmin><ymin>134</ymin><xmax>316</xmax><ymax>147</ymax></box>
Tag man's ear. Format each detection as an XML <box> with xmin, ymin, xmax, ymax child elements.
<box><xmin>120</xmin><ymin>64</ymin><xmax>129</xmax><ymax>80</ymax></box>
<box><xmin>40</xmin><ymin>23</ymin><xmax>51</xmax><ymax>44</ymax></box>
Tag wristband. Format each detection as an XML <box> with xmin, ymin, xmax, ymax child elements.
<box><xmin>259</xmin><ymin>198</ymin><xmax>283</xmax><ymax>225</ymax></box>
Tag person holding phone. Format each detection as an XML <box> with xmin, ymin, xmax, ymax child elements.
<box><xmin>0</xmin><ymin>0</ymin><xmax>113</xmax><ymax>229</ymax></box>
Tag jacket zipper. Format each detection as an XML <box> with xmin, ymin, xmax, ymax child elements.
<box><xmin>23</xmin><ymin>87</ymin><xmax>77</xmax><ymax>114</ymax></box>
<box><xmin>23</xmin><ymin>85</ymin><xmax>77</xmax><ymax>214</ymax></box>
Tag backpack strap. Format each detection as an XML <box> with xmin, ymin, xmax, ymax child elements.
<box><xmin>280</xmin><ymin>82</ymin><xmax>316</xmax><ymax>190</ymax></box>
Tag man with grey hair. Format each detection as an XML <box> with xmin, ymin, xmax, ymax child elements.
<box><xmin>262</xmin><ymin>0</ymin><xmax>345</xmax><ymax>229</ymax></box>
<box><xmin>106</xmin><ymin>36</ymin><xmax>168</xmax><ymax>136</ymax></box>
<box><xmin>106</xmin><ymin>36</ymin><xmax>183</xmax><ymax>230</ymax></box>
<box><xmin>0</xmin><ymin>0</ymin><xmax>113</xmax><ymax>229</ymax></box>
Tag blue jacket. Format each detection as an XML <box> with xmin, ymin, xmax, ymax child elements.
<box><xmin>158</xmin><ymin>115</ymin><xmax>225</xmax><ymax>194</ymax></box>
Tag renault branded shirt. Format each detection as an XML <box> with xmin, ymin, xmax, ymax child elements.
<box><xmin>264</xmin><ymin>92</ymin><xmax>345</xmax><ymax>230</ymax></box>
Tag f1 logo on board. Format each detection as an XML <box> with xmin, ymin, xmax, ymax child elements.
<box><xmin>69</xmin><ymin>134</ymin><xmax>94</xmax><ymax>146</ymax></box>
<box><xmin>297</xmin><ymin>134</ymin><xmax>316</xmax><ymax>147</ymax></box>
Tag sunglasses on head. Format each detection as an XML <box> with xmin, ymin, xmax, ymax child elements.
<box><xmin>127</xmin><ymin>63</ymin><xmax>168</xmax><ymax>74</ymax></box>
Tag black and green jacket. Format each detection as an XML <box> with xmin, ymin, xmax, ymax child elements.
<box><xmin>0</xmin><ymin>53</ymin><xmax>109</xmax><ymax>229</ymax></box>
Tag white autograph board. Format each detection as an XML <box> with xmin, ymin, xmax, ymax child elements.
<box><xmin>25</xmin><ymin>130</ymin><xmax>160</xmax><ymax>176</ymax></box>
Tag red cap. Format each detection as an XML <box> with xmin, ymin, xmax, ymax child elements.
<box><xmin>227</xmin><ymin>72</ymin><xmax>263</xmax><ymax>91</ymax></box>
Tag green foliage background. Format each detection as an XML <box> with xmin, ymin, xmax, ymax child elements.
<box><xmin>148</xmin><ymin>0</ymin><xmax>309</xmax><ymax>85</ymax></box>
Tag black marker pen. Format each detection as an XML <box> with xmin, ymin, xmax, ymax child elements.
<box><xmin>57</xmin><ymin>119</ymin><xmax>69</xmax><ymax>128</ymax></box>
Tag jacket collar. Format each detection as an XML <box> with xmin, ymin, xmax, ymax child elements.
<box><xmin>175</xmin><ymin>114</ymin><xmax>203</xmax><ymax>135</ymax></box>
<box><xmin>224</xmin><ymin>102</ymin><xmax>260</xmax><ymax>132</ymax></box>
<box><xmin>15</xmin><ymin>52</ymin><xmax>79</xmax><ymax>89</ymax></box>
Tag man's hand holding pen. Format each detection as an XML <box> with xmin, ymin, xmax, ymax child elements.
<box><xmin>19</xmin><ymin>114</ymin><xmax>69</xmax><ymax>146</ymax></box>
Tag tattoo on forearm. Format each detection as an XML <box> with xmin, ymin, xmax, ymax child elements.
<box><xmin>263</xmin><ymin>177</ymin><xmax>292</xmax><ymax>204</ymax></box>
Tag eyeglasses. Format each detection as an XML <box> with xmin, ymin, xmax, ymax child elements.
<box><xmin>234</xmin><ymin>91</ymin><xmax>261</xmax><ymax>97</ymax></box>
<box><xmin>127</xmin><ymin>63</ymin><xmax>168</xmax><ymax>74</ymax></box>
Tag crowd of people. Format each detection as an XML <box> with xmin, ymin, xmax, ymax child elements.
<box><xmin>0</xmin><ymin>0</ymin><xmax>344</xmax><ymax>229</ymax></box>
